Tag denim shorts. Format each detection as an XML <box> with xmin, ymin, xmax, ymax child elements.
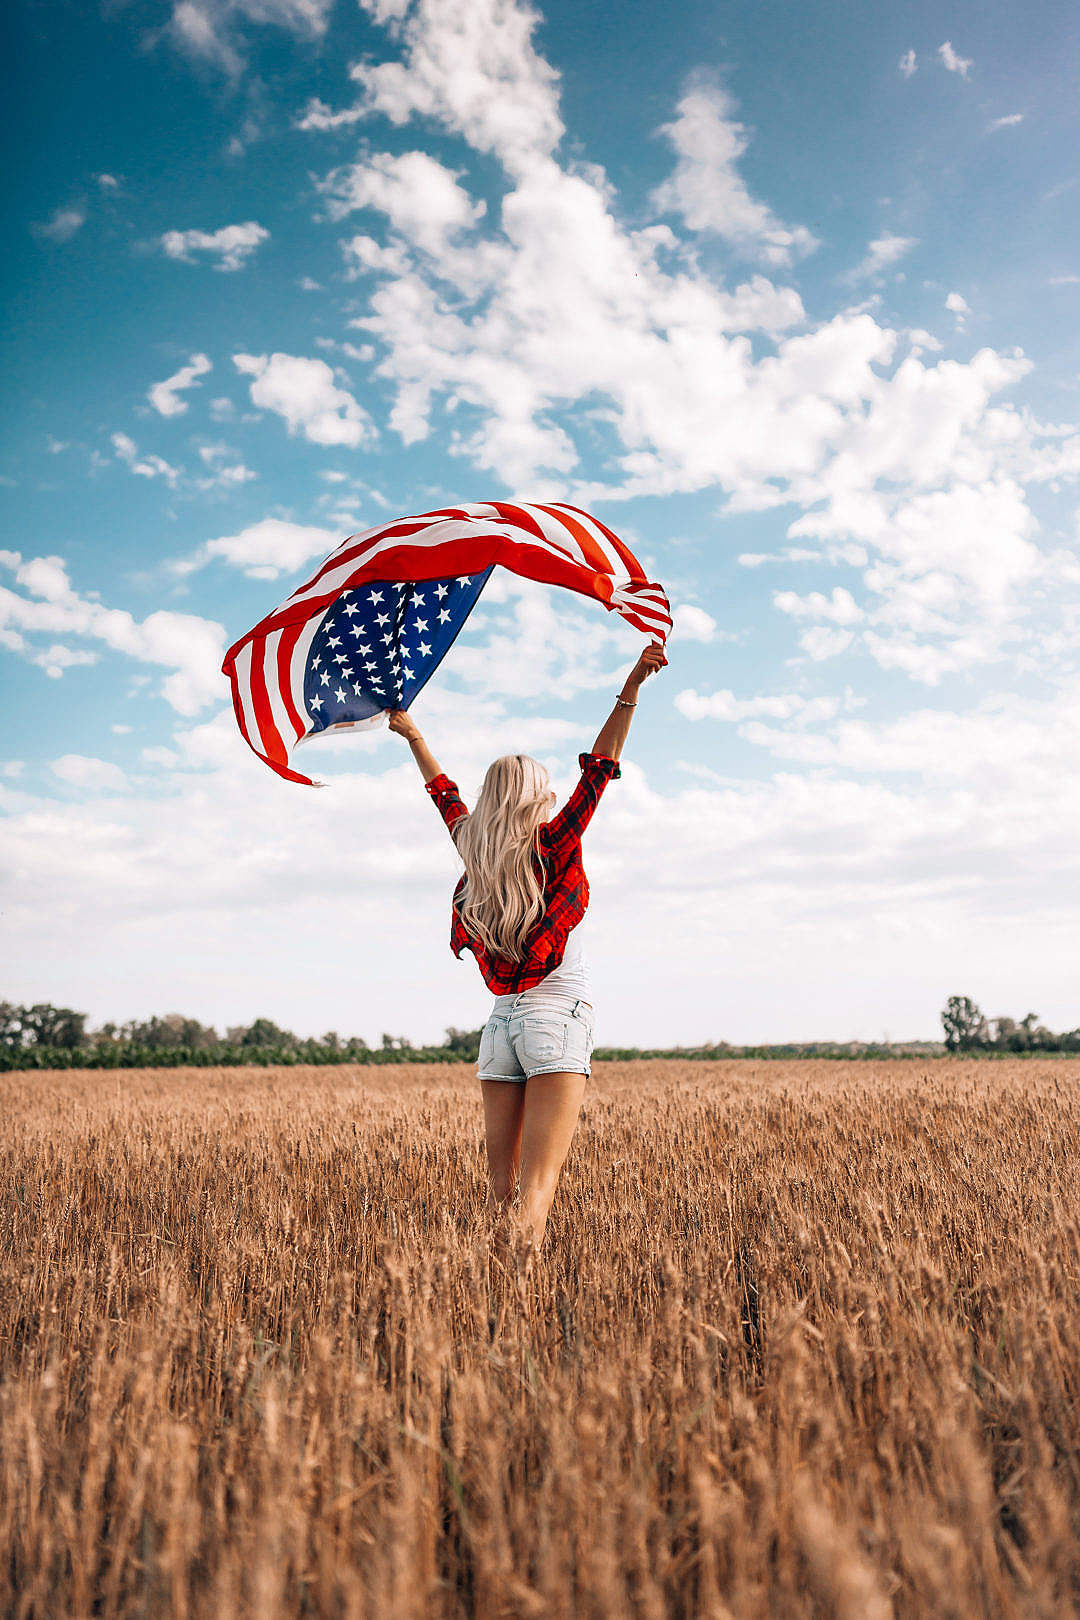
<box><xmin>477</xmin><ymin>994</ymin><xmax>595</xmax><ymax>1083</ymax></box>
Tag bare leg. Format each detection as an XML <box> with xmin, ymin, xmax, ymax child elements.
<box><xmin>514</xmin><ymin>1071</ymin><xmax>588</xmax><ymax>1251</ymax></box>
<box><xmin>479</xmin><ymin>1079</ymin><xmax>527</xmax><ymax>1218</ymax></box>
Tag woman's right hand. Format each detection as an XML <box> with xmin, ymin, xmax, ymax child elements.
<box><xmin>626</xmin><ymin>642</ymin><xmax>668</xmax><ymax>690</ymax></box>
<box><xmin>387</xmin><ymin>709</ymin><xmax>422</xmax><ymax>742</ymax></box>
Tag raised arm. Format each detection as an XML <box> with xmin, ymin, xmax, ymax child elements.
<box><xmin>387</xmin><ymin>710</ymin><xmax>443</xmax><ymax>784</ymax></box>
<box><xmin>590</xmin><ymin>643</ymin><xmax>668</xmax><ymax>762</ymax></box>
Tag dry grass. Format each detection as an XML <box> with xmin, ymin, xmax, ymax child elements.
<box><xmin>2</xmin><ymin>1057</ymin><xmax>1079</xmax><ymax>1619</ymax></box>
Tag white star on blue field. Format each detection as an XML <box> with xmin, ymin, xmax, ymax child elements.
<box><xmin>3</xmin><ymin>0</ymin><xmax>1080</xmax><ymax>1047</ymax></box>
<box><xmin>303</xmin><ymin>572</ymin><xmax>489</xmax><ymax>735</ymax></box>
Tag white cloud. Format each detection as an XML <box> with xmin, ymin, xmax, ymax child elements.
<box><xmin>161</xmin><ymin>221</ymin><xmax>269</xmax><ymax>271</ymax></box>
<box><xmin>650</xmin><ymin>81</ymin><xmax>818</xmax><ymax>266</ymax></box>
<box><xmin>233</xmin><ymin>352</ymin><xmax>376</xmax><ymax>447</ymax></box>
<box><xmin>317</xmin><ymin>150</ymin><xmax>486</xmax><ymax>257</ymax></box>
<box><xmin>798</xmin><ymin>625</ymin><xmax>855</xmax><ymax>661</ymax></box>
<box><xmin>844</xmin><ymin>232</ymin><xmax>918</xmax><ymax>283</ymax></box>
<box><xmin>674</xmin><ymin>688</ymin><xmax>832</xmax><ymax>722</ymax></box>
<box><xmin>670</xmin><ymin>604</ymin><xmax>717</xmax><ymax>642</ymax></box>
<box><xmin>193</xmin><ymin>442</ymin><xmax>257</xmax><ymax>491</ymax></box>
<box><xmin>51</xmin><ymin>755</ymin><xmax>129</xmax><ymax>793</ymax></box>
<box><xmin>898</xmin><ymin>49</ymin><xmax>917</xmax><ymax>78</ymax></box>
<box><xmin>989</xmin><ymin>113</ymin><xmax>1024</xmax><ymax>131</ymax></box>
<box><xmin>946</xmin><ymin>291</ymin><xmax>971</xmax><ymax>318</ymax></box>
<box><xmin>938</xmin><ymin>41</ymin><xmax>973</xmax><ymax>78</ymax></box>
<box><xmin>171</xmin><ymin>517</ymin><xmax>339</xmax><ymax>578</ymax></box>
<box><xmin>111</xmin><ymin>431</ymin><xmax>182</xmax><ymax>487</ymax></box>
<box><xmin>0</xmin><ymin>555</ymin><xmax>225</xmax><ymax>714</ymax></box>
<box><xmin>30</xmin><ymin>644</ymin><xmax>99</xmax><ymax>679</ymax></box>
<box><xmin>31</xmin><ymin>205</ymin><xmax>86</xmax><ymax>243</ymax></box>
<box><xmin>167</xmin><ymin>0</ymin><xmax>334</xmax><ymax>76</ymax></box>
<box><xmin>322</xmin><ymin>0</ymin><xmax>565</xmax><ymax>176</ymax></box>
<box><xmin>773</xmin><ymin>587</ymin><xmax>864</xmax><ymax>625</ymax></box>
<box><xmin>148</xmin><ymin>353</ymin><xmax>213</xmax><ymax>417</ymax></box>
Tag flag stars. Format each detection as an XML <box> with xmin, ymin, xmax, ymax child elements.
<box><xmin>413</xmin><ymin>617</ymin><xmax>428</xmax><ymax>633</ymax></box>
<box><xmin>328</xmin><ymin>635</ymin><xmax>342</xmax><ymax>648</ymax></box>
<box><xmin>334</xmin><ymin>685</ymin><xmax>346</xmax><ymax>702</ymax></box>
<box><xmin>438</xmin><ymin>608</ymin><xmax>451</xmax><ymax>624</ymax></box>
<box><xmin>435</xmin><ymin>584</ymin><xmax>449</xmax><ymax>599</ymax></box>
<box><xmin>410</xmin><ymin>592</ymin><xmax>425</xmax><ymax>606</ymax></box>
<box><xmin>419</xmin><ymin>642</ymin><xmax>432</xmax><ymax>656</ymax></box>
<box><xmin>320</xmin><ymin>670</ymin><xmax>330</xmax><ymax>687</ymax></box>
<box><xmin>375</xmin><ymin>612</ymin><xmax>390</xmax><ymax>627</ymax></box>
<box><xmin>368</xmin><ymin>590</ymin><xmax>384</xmax><ymax>604</ymax></box>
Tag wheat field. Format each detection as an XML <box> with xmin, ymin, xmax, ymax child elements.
<box><xmin>2</xmin><ymin>1057</ymin><xmax>1078</xmax><ymax>1619</ymax></box>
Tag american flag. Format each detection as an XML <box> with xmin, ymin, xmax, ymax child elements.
<box><xmin>222</xmin><ymin>500</ymin><xmax>672</xmax><ymax>786</ymax></box>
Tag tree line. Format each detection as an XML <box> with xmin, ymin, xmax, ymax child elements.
<box><xmin>0</xmin><ymin>999</ymin><xmax>956</xmax><ymax>1071</ymax></box>
<box><xmin>940</xmin><ymin>995</ymin><xmax>1080</xmax><ymax>1053</ymax></box>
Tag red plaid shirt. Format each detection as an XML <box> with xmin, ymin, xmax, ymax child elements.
<box><xmin>424</xmin><ymin>752</ymin><xmax>622</xmax><ymax>994</ymax></box>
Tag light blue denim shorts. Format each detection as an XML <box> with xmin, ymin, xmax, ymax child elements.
<box><xmin>477</xmin><ymin>993</ymin><xmax>595</xmax><ymax>1083</ymax></box>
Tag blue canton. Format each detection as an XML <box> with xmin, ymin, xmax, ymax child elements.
<box><xmin>302</xmin><ymin>567</ymin><xmax>492</xmax><ymax>737</ymax></box>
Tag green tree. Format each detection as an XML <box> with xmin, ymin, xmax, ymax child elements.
<box><xmin>941</xmin><ymin>995</ymin><xmax>988</xmax><ymax>1052</ymax></box>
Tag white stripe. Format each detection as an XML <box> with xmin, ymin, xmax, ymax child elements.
<box><xmin>231</xmin><ymin>641</ymin><xmax>267</xmax><ymax>756</ymax></box>
<box><xmin>543</xmin><ymin>503</ymin><xmax>629</xmax><ymax>578</ymax></box>
<box><xmin>263</xmin><ymin>628</ymin><xmax>299</xmax><ymax>748</ymax></box>
<box><xmin>517</xmin><ymin>504</ymin><xmax>614</xmax><ymax>574</ymax></box>
<box><xmin>277</xmin><ymin>517</ymin><xmax>582</xmax><ymax>615</ymax></box>
<box><xmin>288</xmin><ymin>614</ymin><xmax>324</xmax><ymax>738</ymax></box>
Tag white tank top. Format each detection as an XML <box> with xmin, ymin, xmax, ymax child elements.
<box><xmin>493</xmin><ymin>917</ymin><xmax>593</xmax><ymax>1008</ymax></box>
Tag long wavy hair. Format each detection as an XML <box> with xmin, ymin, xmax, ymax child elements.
<box><xmin>452</xmin><ymin>754</ymin><xmax>553</xmax><ymax>961</ymax></box>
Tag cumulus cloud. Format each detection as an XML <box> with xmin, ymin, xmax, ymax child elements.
<box><xmin>773</xmin><ymin>587</ymin><xmax>864</xmax><ymax>625</ymax></box>
<box><xmin>938</xmin><ymin>41</ymin><xmax>972</xmax><ymax>78</ymax></box>
<box><xmin>171</xmin><ymin>517</ymin><xmax>340</xmax><ymax>578</ymax></box>
<box><xmin>670</xmin><ymin>604</ymin><xmax>718</xmax><ymax>643</ymax></box>
<box><xmin>30</xmin><ymin>644</ymin><xmax>99</xmax><ymax>679</ymax></box>
<box><xmin>160</xmin><ymin>221</ymin><xmax>269</xmax><ymax>271</ymax></box>
<box><xmin>844</xmin><ymin>232</ymin><xmax>918</xmax><ymax>284</ymax></box>
<box><xmin>898</xmin><ymin>49</ymin><xmax>917</xmax><ymax>78</ymax></box>
<box><xmin>0</xmin><ymin>554</ymin><xmax>226</xmax><ymax>714</ymax></box>
<box><xmin>317</xmin><ymin>150</ymin><xmax>486</xmax><ymax>257</ymax></box>
<box><xmin>167</xmin><ymin>0</ymin><xmax>334</xmax><ymax>77</ymax></box>
<box><xmin>52</xmin><ymin>755</ymin><xmax>128</xmax><ymax>793</ymax></box>
<box><xmin>31</xmin><ymin>205</ymin><xmax>87</xmax><ymax>243</ymax></box>
<box><xmin>650</xmin><ymin>81</ymin><xmax>818</xmax><ymax>266</ymax></box>
<box><xmin>193</xmin><ymin>442</ymin><xmax>257</xmax><ymax>491</ymax></box>
<box><xmin>111</xmin><ymin>432</ymin><xmax>182</xmax><ymax>487</ymax></box>
<box><xmin>233</xmin><ymin>352</ymin><xmax>376</xmax><ymax>447</ymax></box>
<box><xmin>946</xmin><ymin>290</ymin><xmax>971</xmax><ymax>326</ymax></box>
<box><xmin>148</xmin><ymin>353</ymin><xmax>213</xmax><ymax>417</ymax></box>
<box><xmin>299</xmin><ymin>0</ymin><xmax>564</xmax><ymax>175</ymax></box>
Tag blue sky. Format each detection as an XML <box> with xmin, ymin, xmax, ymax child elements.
<box><xmin>3</xmin><ymin>0</ymin><xmax>1079</xmax><ymax>1045</ymax></box>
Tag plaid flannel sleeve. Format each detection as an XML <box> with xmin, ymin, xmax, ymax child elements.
<box><xmin>544</xmin><ymin>752</ymin><xmax>622</xmax><ymax>857</ymax></box>
<box><xmin>425</xmin><ymin>773</ymin><xmax>469</xmax><ymax>841</ymax></box>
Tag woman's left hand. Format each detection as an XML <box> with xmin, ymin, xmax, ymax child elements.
<box><xmin>387</xmin><ymin>709</ymin><xmax>422</xmax><ymax>742</ymax></box>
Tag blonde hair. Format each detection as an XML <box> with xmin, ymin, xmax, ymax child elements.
<box><xmin>453</xmin><ymin>754</ymin><xmax>552</xmax><ymax>961</ymax></box>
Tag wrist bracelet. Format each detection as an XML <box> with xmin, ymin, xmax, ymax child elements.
<box><xmin>615</xmin><ymin>695</ymin><xmax>637</xmax><ymax>708</ymax></box>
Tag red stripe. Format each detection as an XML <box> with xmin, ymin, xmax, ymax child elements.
<box><xmin>276</xmin><ymin>621</ymin><xmax>305</xmax><ymax>739</ymax></box>
<box><xmin>226</xmin><ymin>657</ymin><xmax>318</xmax><ymax>786</ymax></box>
<box><xmin>247</xmin><ymin>636</ymin><xmax>288</xmax><ymax>766</ymax></box>
<box><xmin>534</xmin><ymin>503</ymin><xmax>612</xmax><ymax>576</ymax></box>
<box><xmin>560</xmin><ymin>504</ymin><xmax>645</xmax><ymax>579</ymax></box>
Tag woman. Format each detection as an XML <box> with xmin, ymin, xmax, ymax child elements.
<box><xmin>388</xmin><ymin>641</ymin><xmax>667</xmax><ymax>1254</ymax></box>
